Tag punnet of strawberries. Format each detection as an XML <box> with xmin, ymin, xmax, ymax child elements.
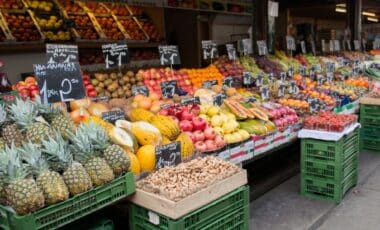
<box><xmin>303</xmin><ymin>112</ymin><xmax>358</xmax><ymax>132</ymax></box>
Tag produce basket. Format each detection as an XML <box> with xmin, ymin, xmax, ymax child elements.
<box><xmin>129</xmin><ymin>185</ymin><xmax>249</xmax><ymax>230</ymax></box>
<box><xmin>0</xmin><ymin>172</ymin><xmax>135</xmax><ymax>230</ymax></box>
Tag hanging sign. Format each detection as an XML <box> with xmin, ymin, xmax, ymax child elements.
<box><xmin>288</xmin><ymin>66</ymin><xmax>294</xmax><ymax>77</ymax></box>
<box><xmin>310</xmin><ymin>40</ymin><xmax>316</xmax><ymax>55</ymax></box>
<box><xmin>102</xmin><ymin>42</ymin><xmax>129</xmax><ymax>69</ymax></box>
<box><xmin>46</xmin><ymin>44</ymin><xmax>78</xmax><ymax>64</ymax></box>
<box><xmin>260</xmin><ymin>86</ymin><xmax>269</xmax><ymax>100</ymax></box>
<box><xmin>240</xmin><ymin>38</ymin><xmax>252</xmax><ymax>55</ymax></box>
<box><xmin>256</xmin><ymin>74</ymin><xmax>264</xmax><ymax>86</ymax></box>
<box><xmin>158</xmin><ymin>45</ymin><xmax>181</xmax><ymax>65</ymax></box>
<box><xmin>202</xmin><ymin>80</ymin><xmax>218</xmax><ymax>89</ymax></box>
<box><xmin>321</xmin><ymin>39</ymin><xmax>326</xmax><ymax>53</ymax></box>
<box><xmin>334</xmin><ymin>40</ymin><xmax>340</xmax><ymax>51</ymax></box>
<box><xmin>161</xmin><ymin>80</ymin><xmax>178</xmax><ymax>98</ymax></box>
<box><xmin>202</xmin><ymin>40</ymin><xmax>218</xmax><ymax>60</ymax></box>
<box><xmin>181</xmin><ymin>96</ymin><xmax>200</xmax><ymax>105</ymax></box>
<box><xmin>346</xmin><ymin>40</ymin><xmax>352</xmax><ymax>51</ymax></box>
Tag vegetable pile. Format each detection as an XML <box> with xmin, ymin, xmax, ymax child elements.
<box><xmin>304</xmin><ymin>112</ymin><xmax>357</xmax><ymax>132</ymax></box>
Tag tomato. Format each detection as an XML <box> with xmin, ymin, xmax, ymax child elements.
<box><xmin>83</xmin><ymin>79</ymin><xmax>90</xmax><ymax>86</ymax></box>
<box><xmin>19</xmin><ymin>89</ymin><xmax>30</xmax><ymax>97</ymax></box>
<box><xmin>87</xmin><ymin>90</ymin><xmax>97</xmax><ymax>97</ymax></box>
<box><xmin>17</xmin><ymin>85</ymin><xmax>27</xmax><ymax>91</ymax></box>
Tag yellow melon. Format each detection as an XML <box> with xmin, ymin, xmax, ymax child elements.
<box><xmin>136</xmin><ymin>145</ymin><xmax>156</xmax><ymax>172</ymax></box>
<box><xmin>125</xmin><ymin>150</ymin><xmax>141</xmax><ymax>176</ymax></box>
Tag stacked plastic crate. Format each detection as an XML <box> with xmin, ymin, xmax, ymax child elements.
<box><xmin>300</xmin><ymin>128</ymin><xmax>359</xmax><ymax>203</ymax></box>
<box><xmin>360</xmin><ymin>98</ymin><xmax>380</xmax><ymax>152</ymax></box>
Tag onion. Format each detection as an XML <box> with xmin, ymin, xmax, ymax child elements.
<box><xmin>70</xmin><ymin>108</ymin><xmax>90</xmax><ymax>124</ymax></box>
<box><xmin>70</xmin><ymin>98</ymin><xmax>91</xmax><ymax>110</ymax></box>
<box><xmin>88</xmin><ymin>102</ymin><xmax>110</xmax><ymax>117</ymax></box>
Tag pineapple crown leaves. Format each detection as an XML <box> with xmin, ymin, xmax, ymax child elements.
<box><xmin>68</xmin><ymin>125</ymin><xmax>99</xmax><ymax>164</ymax></box>
<box><xmin>8</xmin><ymin>97</ymin><xmax>39</xmax><ymax>129</ymax></box>
<box><xmin>77</xmin><ymin>121</ymin><xmax>110</xmax><ymax>151</ymax></box>
<box><xmin>0</xmin><ymin>144</ymin><xmax>29</xmax><ymax>183</ymax></box>
<box><xmin>41</xmin><ymin>132</ymin><xmax>73</xmax><ymax>172</ymax></box>
<box><xmin>0</xmin><ymin>104</ymin><xmax>8</xmax><ymax>125</ymax></box>
<box><xmin>33</xmin><ymin>96</ymin><xmax>62</xmax><ymax>120</ymax></box>
<box><xmin>20</xmin><ymin>141</ymin><xmax>50</xmax><ymax>176</ymax></box>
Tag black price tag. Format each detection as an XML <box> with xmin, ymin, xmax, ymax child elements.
<box><xmin>91</xmin><ymin>95</ymin><xmax>109</xmax><ymax>102</ymax></box>
<box><xmin>256</xmin><ymin>74</ymin><xmax>263</xmax><ymax>87</ymax></box>
<box><xmin>257</xmin><ymin>40</ymin><xmax>267</xmax><ymax>56</ymax></box>
<box><xmin>159</xmin><ymin>45</ymin><xmax>181</xmax><ymax>65</ymax></box>
<box><xmin>354</xmin><ymin>40</ymin><xmax>361</xmax><ymax>51</ymax></box>
<box><xmin>289</xmin><ymin>80</ymin><xmax>296</xmax><ymax>94</ymax></box>
<box><xmin>226</xmin><ymin>44</ymin><xmax>236</xmax><ymax>60</ymax></box>
<box><xmin>277</xmin><ymin>84</ymin><xmax>285</xmax><ymax>97</ymax></box>
<box><xmin>245</xmin><ymin>96</ymin><xmax>257</xmax><ymax>103</ymax></box>
<box><xmin>310</xmin><ymin>66</ymin><xmax>316</xmax><ymax>79</ymax></box>
<box><xmin>102</xmin><ymin>110</ymin><xmax>125</xmax><ymax>124</ymax></box>
<box><xmin>33</xmin><ymin>62</ymin><xmax>85</xmax><ymax>104</ymax></box>
<box><xmin>288</xmin><ymin>66</ymin><xmax>294</xmax><ymax>77</ymax></box>
<box><xmin>329</xmin><ymin>40</ymin><xmax>334</xmax><ymax>52</ymax></box>
<box><xmin>202</xmin><ymin>40</ymin><xmax>218</xmax><ymax>60</ymax></box>
<box><xmin>346</xmin><ymin>40</ymin><xmax>352</xmax><ymax>51</ymax></box>
<box><xmin>243</xmin><ymin>72</ymin><xmax>254</xmax><ymax>86</ymax></box>
<box><xmin>102</xmin><ymin>43</ymin><xmax>129</xmax><ymax>69</ymax></box>
<box><xmin>299</xmin><ymin>65</ymin><xmax>306</xmax><ymax>76</ymax></box>
<box><xmin>240</xmin><ymin>38</ymin><xmax>252</xmax><ymax>55</ymax></box>
<box><xmin>317</xmin><ymin>74</ymin><xmax>324</xmax><ymax>86</ymax></box>
<box><xmin>46</xmin><ymin>44</ymin><xmax>78</xmax><ymax>64</ymax></box>
<box><xmin>155</xmin><ymin>142</ymin><xmax>181</xmax><ymax>170</ymax></box>
<box><xmin>213</xmin><ymin>94</ymin><xmax>224</xmax><ymax>106</ymax></box>
<box><xmin>280</xmin><ymin>72</ymin><xmax>286</xmax><ymax>82</ymax></box>
<box><xmin>308</xmin><ymin>98</ymin><xmax>318</xmax><ymax>113</ymax></box>
<box><xmin>161</xmin><ymin>80</ymin><xmax>177</xmax><ymax>98</ymax></box>
<box><xmin>132</xmin><ymin>85</ymin><xmax>149</xmax><ymax>96</ymax></box>
<box><xmin>326</xmin><ymin>62</ymin><xmax>335</xmax><ymax>73</ymax></box>
<box><xmin>181</xmin><ymin>96</ymin><xmax>200</xmax><ymax>105</ymax></box>
<box><xmin>316</xmin><ymin>64</ymin><xmax>322</xmax><ymax>72</ymax></box>
<box><xmin>327</xmin><ymin>72</ymin><xmax>333</xmax><ymax>82</ymax></box>
<box><xmin>268</xmin><ymin>73</ymin><xmax>274</xmax><ymax>83</ymax></box>
<box><xmin>286</xmin><ymin>36</ymin><xmax>296</xmax><ymax>51</ymax></box>
<box><xmin>223</xmin><ymin>76</ymin><xmax>234</xmax><ymax>88</ymax></box>
<box><xmin>202</xmin><ymin>80</ymin><xmax>218</xmax><ymax>89</ymax></box>
<box><xmin>260</xmin><ymin>86</ymin><xmax>269</xmax><ymax>100</ymax></box>
<box><xmin>300</xmin><ymin>41</ymin><xmax>306</xmax><ymax>54</ymax></box>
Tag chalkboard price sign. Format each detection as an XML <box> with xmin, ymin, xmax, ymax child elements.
<box><xmin>202</xmin><ymin>40</ymin><xmax>218</xmax><ymax>59</ymax></box>
<box><xmin>245</xmin><ymin>96</ymin><xmax>257</xmax><ymax>103</ymax></box>
<box><xmin>202</xmin><ymin>80</ymin><xmax>218</xmax><ymax>89</ymax></box>
<box><xmin>159</xmin><ymin>45</ymin><xmax>181</xmax><ymax>65</ymax></box>
<box><xmin>286</xmin><ymin>36</ymin><xmax>296</xmax><ymax>51</ymax></box>
<box><xmin>256</xmin><ymin>74</ymin><xmax>263</xmax><ymax>86</ymax></box>
<box><xmin>33</xmin><ymin>62</ymin><xmax>85</xmax><ymax>104</ymax></box>
<box><xmin>280</xmin><ymin>72</ymin><xmax>286</xmax><ymax>82</ymax></box>
<box><xmin>226</xmin><ymin>44</ymin><xmax>237</xmax><ymax>60</ymax></box>
<box><xmin>268</xmin><ymin>73</ymin><xmax>274</xmax><ymax>83</ymax></box>
<box><xmin>317</xmin><ymin>74</ymin><xmax>324</xmax><ymax>86</ymax></box>
<box><xmin>102</xmin><ymin>43</ymin><xmax>129</xmax><ymax>69</ymax></box>
<box><xmin>102</xmin><ymin>110</ymin><xmax>125</xmax><ymax>124</ymax></box>
<box><xmin>161</xmin><ymin>80</ymin><xmax>177</xmax><ymax>98</ymax></box>
<box><xmin>213</xmin><ymin>94</ymin><xmax>224</xmax><ymax>106</ymax></box>
<box><xmin>243</xmin><ymin>72</ymin><xmax>254</xmax><ymax>86</ymax></box>
<box><xmin>256</xmin><ymin>40</ymin><xmax>267</xmax><ymax>56</ymax></box>
<box><xmin>155</xmin><ymin>141</ymin><xmax>181</xmax><ymax>169</ymax></box>
<box><xmin>354</xmin><ymin>40</ymin><xmax>361</xmax><ymax>51</ymax></box>
<box><xmin>327</xmin><ymin>72</ymin><xmax>333</xmax><ymax>82</ymax></box>
<box><xmin>132</xmin><ymin>85</ymin><xmax>149</xmax><ymax>96</ymax></box>
<box><xmin>46</xmin><ymin>44</ymin><xmax>78</xmax><ymax>64</ymax></box>
<box><xmin>223</xmin><ymin>76</ymin><xmax>234</xmax><ymax>88</ymax></box>
<box><xmin>181</xmin><ymin>96</ymin><xmax>200</xmax><ymax>105</ymax></box>
<box><xmin>299</xmin><ymin>65</ymin><xmax>306</xmax><ymax>76</ymax></box>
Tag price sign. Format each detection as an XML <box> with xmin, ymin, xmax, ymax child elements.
<box><xmin>321</xmin><ymin>39</ymin><xmax>326</xmax><ymax>53</ymax></box>
<box><xmin>362</xmin><ymin>39</ymin><xmax>367</xmax><ymax>51</ymax></box>
<box><xmin>132</xmin><ymin>85</ymin><xmax>149</xmax><ymax>96</ymax></box>
<box><xmin>317</xmin><ymin>74</ymin><xmax>324</xmax><ymax>86</ymax></box>
<box><xmin>346</xmin><ymin>40</ymin><xmax>352</xmax><ymax>51</ymax></box>
<box><xmin>102</xmin><ymin>43</ymin><xmax>129</xmax><ymax>68</ymax></box>
<box><xmin>243</xmin><ymin>72</ymin><xmax>254</xmax><ymax>86</ymax></box>
<box><xmin>245</xmin><ymin>96</ymin><xmax>257</xmax><ymax>103</ymax></box>
<box><xmin>46</xmin><ymin>44</ymin><xmax>78</xmax><ymax>64</ymax></box>
<box><xmin>334</xmin><ymin>40</ymin><xmax>340</xmax><ymax>51</ymax></box>
<box><xmin>33</xmin><ymin>62</ymin><xmax>85</xmax><ymax>104</ymax></box>
<box><xmin>309</xmin><ymin>98</ymin><xmax>318</xmax><ymax>113</ymax></box>
<box><xmin>277</xmin><ymin>84</ymin><xmax>285</xmax><ymax>97</ymax></box>
<box><xmin>102</xmin><ymin>110</ymin><xmax>125</xmax><ymax>124</ymax></box>
<box><xmin>91</xmin><ymin>95</ymin><xmax>109</xmax><ymax>103</ymax></box>
<box><xmin>240</xmin><ymin>38</ymin><xmax>252</xmax><ymax>55</ymax></box>
<box><xmin>159</xmin><ymin>45</ymin><xmax>181</xmax><ymax>65</ymax></box>
<box><xmin>160</xmin><ymin>103</ymin><xmax>173</xmax><ymax>109</ymax></box>
<box><xmin>226</xmin><ymin>44</ymin><xmax>236</xmax><ymax>60</ymax></box>
<box><xmin>354</xmin><ymin>40</ymin><xmax>361</xmax><ymax>51</ymax></box>
<box><xmin>353</xmin><ymin>59</ymin><xmax>360</xmax><ymax>68</ymax></box>
<box><xmin>280</xmin><ymin>72</ymin><xmax>286</xmax><ymax>82</ymax></box>
<box><xmin>326</xmin><ymin>62</ymin><xmax>335</xmax><ymax>73</ymax></box>
<box><xmin>316</xmin><ymin>64</ymin><xmax>322</xmax><ymax>72</ymax></box>
<box><xmin>202</xmin><ymin>80</ymin><xmax>218</xmax><ymax>89</ymax></box>
<box><xmin>286</xmin><ymin>36</ymin><xmax>296</xmax><ymax>51</ymax></box>
<box><xmin>299</xmin><ymin>65</ymin><xmax>306</xmax><ymax>76</ymax></box>
<box><xmin>340</xmin><ymin>74</ymin><xmax>346</xmax><ymax>81</ymax></box>
<box><xmin>310</xmin><ymin>67</ymin><xmax>316</xmax><ymax>80</ymax></box>
<box><xmin>155</xmin><ymin>142</ymin><xmax>181</xmax><ymax>170</ymax></box>
<box><xmin>181</xmin><ymin>96</ymin><xmax>200</xmax><ymax>105</ymax></box>
<box><xmin>327</xmin><ymin>72</ymin><xmax>333</xmax><ymax>82</ymax></box>
<box><xmin>260</xmin><ymin>86</ymin><xmax>269</xmax><ymax>100</ymax></box>
<box><xmin>342</xmin><ymin>40</ymin><xmax>346</xmax><ymax>51</ymax></box>
<box><xmin>257</xmin><ymin>40</ymin><xmax>268</xmax><ymax>56</ymax></box>
<box><xmin>213</xmin><ymin>94</ymin><xmax>224</xmax><ymax>106</ymax></box>
<box><xmin>161</xmin><ymin>80</ymin><xmax>177</xmax><ymax>98</ymax></box>
<box><xmin>268</xmin><ymin>73</ymin><xmax>274</xmax><ymax>83</ymax></box>
<box><xmin>202</xmin><ymin>40</ymin><xmax>218</xmax><ymax>59</ymax></box>
<box><xmin>289</xmin><ymin>80</ymin><xmax>296</xmax><ymax>94</ymax></box>
<box><xmin>337</xmin><ymin>57</ymin><xmax>345</xmax><ymax>66</ymax></box>
<box><xmin>256</xmin><ymin>74</ymin><xmax>263</xmax><ymax>86</ymax></box>
<box><xmin>288</xmin><ymin>66</ymin><xmax>294</xmax><ymax>77</ymax></box>
<box><xmin>329</xmin><ymin>40</ymin><xmax>334</xmax><ymax>52</ymax></box>
<box><xmin>223</xmin><ymin>76</ymin><xmax>234</xmax><ymax>88</ymax></box>
<box><xmin>300</xmin><ymin>41</ymin><xmax>306</xmax><ymax>54</ymax></box>
<box><xmin>310</xmin><ymin>40</ymin><xmax>316</xmax><ymax>55</ymax></box>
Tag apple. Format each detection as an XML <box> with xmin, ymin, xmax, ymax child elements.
<box><xmin>195</xmin><ymin>141</ymin><xmax>207</xmax><ymax>152</ymax></box>
<box><xmin>192</xmin><ymin>130</ymin><xmax>205</xmax><ymax>142</ymax></box>
<box><xmin>205</xmin><ymin>140</ymin><xmax>217</xmax><ymax>151</ymax></box>
<box><xmin>179</xmin><ymin>120</ymin><xmax>193</xmax><ymax>132</ymax></box>
<box><xmin>192</xmin><ymin>117</ymin><xmax>207</xmax><ymax>131</ymax></box>
<box><xmin>215</xmin><ymin>135</ymin><xmax>226</xmax><ymax>147</ymax></box>
<box><xmin>204</xmin><ymin>127</ymin><xmax>216</xmax><ymax>140</ymax></box>
<box><xmin>180</xmin><ymin>109</ymin><xmax>194</xmax><ymax>121</ymax></box>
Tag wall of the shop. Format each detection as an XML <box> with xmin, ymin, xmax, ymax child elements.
<box><xmin>0</xmin><ymin>52</ymin><xmax>46</xmax><ymax>84</ymax></box>
<box><xmin>211</xmin><ymin>15</ymin><xmax>252</xmax><ymax>44</ymax></box>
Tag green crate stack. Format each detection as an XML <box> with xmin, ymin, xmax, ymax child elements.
<box><xmin>0</xmin><ymin>172</ymin><xmax>135</xmax><ymax>230</ymax></box>
<box><xmin>360</xmin><ymin>104</ymin><xmax>380</xmax><ymax>152</ymax></box>
<box><xmin>300</xmin><ymin>128</ymin><xmax>359</xmax><ymax>203</ymax></box>
<box><xmin>129</xmin><ymin>185</ymin><xmax>249</xmax><ymax>230</ymax></box>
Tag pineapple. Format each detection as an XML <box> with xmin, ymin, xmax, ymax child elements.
<box><xmin>0</xmin><ymin>145</ymin><xmax>45</xmax><ymax>215</ymax></box>
<box><xmin>69</xmin><ymin>124</ymin><xmax>114</xmax><ymax>186</ymax></box>
<box><xmin>42</xmin><ymin>133</ymin><xmax>93</xmax><ymax>196</ymax></box>
<box><xmin>81</xmin><ymin>121</ymin><xmax>130</xmax><ymax>176</ymax></box>
<box><xmin>34</xmin><ymin>97</ymin><xmax>76</xmax><ymax>139</ymax></box>
<box><xmin>0</xmin><ymin>137</ymin><xmax>5</xmax><ymax>150</ymax></box>
<box><xmin>20</xmin><ymin>142</ymin><xmax>69</xmax><ymax>205</ymax></box>
<box><xmin>8</xmin><ymin>98</ymin><xmax>55</xmax><ymax>144</ymax></box>
<box><xmin>0</xmin><ymin>104</ymin><xmax>23</xmax><ymax>147</ymax></box>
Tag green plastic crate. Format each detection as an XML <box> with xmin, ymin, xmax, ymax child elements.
<box><xmin>301</xmin><ymin>169</ymin><xmax>357</xmax><ymax>203</ymax></box>
<box><xmin>301</xmin><ymin>128</ymin><xmax>359</xmax><ymax>163</ymax></box>
<box><xmin>129</xmin><ymin>185</ymin><xmax>249</xmax><ymax>230</ymax></box>
<box><xmin>360</xmin><ymin>125</ymin><xmax>380</xmax><ymax>139</ymax></box>
<box><xmin>0</xmin><ymin>172</ymin><xmax>135</xmax><ymax>230</ymax></box>
<box><xmin>301</xmin><ymin>151</ymin><xmax>358</xmax><ymax>180</ymax></box>
<box><xmin>360</xmin><ymin>104</ymin><xmax>380</xmax><ymax>117</ymax></box>
<box><xmin>360</xmin><ymin>138</ymin><xmax>380</xmax><ymax>152</ymax></box>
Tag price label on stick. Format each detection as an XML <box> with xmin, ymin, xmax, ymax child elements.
<box><xmin>256</xmin><ymin>74</ymin><xmax>263</xmax><ymax>86</ymax></box>
<box><xmin>132</xmin><ymin>85</ymin><xmax>149</xmax><ymax>96</ymax></box>
<box><xmin>102</xmin><ymin>43</ymin><xmax>129</xmax><ymax>69</ymax></box>
<box><xmin>223</xmin><ymin>76</ymin><xmax>234</xmax><ymax>88</ymax></box>
<box><xmin>159</xmin><ymin>45</ymin><xmax>181</xmax><ymax>65</ymax></box>
<box><xmin>317</xmin><ymin>74</ymin><xmax>324</xmax><ymax>86</ymax></box>
<box><xmin>240</xmin><ymin>38</ymin><xmax>252</xmax><ymax>55</ymax></box>
<box><xmin>286</xmin><ymin>36</ymin><xmax>296</xmax><ymax>51</ymax></box>
<box><xmin>327</xmin><ymin>72</ymin><xmax>333</xmax><ymax>82</ymax></box>
<box><xmin>46</xmin><ymin>44</ymin><xmax>78</xmax><ymax>64</ymax></box>
<box><xmin>280</xmin><ymin>72</ymin><xmax>286</xmax><ymax>82</ymax></box>
<box><xmin>354</xmin><ymin>40</ymin><xmax>361</xmax><ymax>51</ymax></box>
<box><xmin>326</xmin><ymin>62</ymin><xmax>335</xmax><ymax>73</ymax></box>
<box><xmin>257</xmin><ymin>40</ymin><xmax>268</xmax><ymax>56</ymax></box>
<box><xmin>310</xmin><ymin>67</ymin><xmax>316</xmax><ymax>80</ymax></box>
<box><xmin>33</xmin><ymin>62</ymin><xmax>85</xmax><ymax>104</ymax></box>
<box><xmin>310</xmin><ymin>40</ymin><xmax>316</xmax><ymax>55</ymax></box>
<box><xmin>243</xmin><ymin>72</ymin><xmax>254</xmax><ymax>86</ymax></box>
<box><xmin>226</xmin><ymin>44</ymin><xmax>236</xmax><ymax>60</ymax></box>
<box><xmin>202</xmin><ymin>40</ymin><xmax>218</xmax><ymax>60</ymax></box>
<box><xmin>329</xmin><ymin>40</ymin><xmax>334</xmax><ymax>52</ymax></box>
<box><xmin>213</xmin><ymin>94</ymin><xmax>224</xmax><ymax>106</ymax></box>
<box><xmin>334</xmin><ymin>40</ymin><xmax>340</xmax><ymax>51</ymax></box>
<box><xmin>155</xmin><ymin>142</ymin><xmax>181</xmax><ymax>170</ymax></box>
<box><xmin>268</xmin><ymin>73</ymin><xmax>274</xmax><ymax>83</ymax></box>
<box><xmin>161</xmin><ymin>80</ymin><xmax>177</xmax><ymax>98</ymax></box>
<box><xmin>202</xmin><ymin>80</ymin><xmax>218</xmax><ymax>89</ymax></box>
<box><xmin>181</xmin><ymin>96</ymin><xmax>200</xmax><ymax>105</ymax></box>
<box><xmin>278</xmin><ymin>84</ymin><xmax>285</xmax><ymax>97</ymax></box>
<box><xmin>299</xmin><ymin>65</ymin><xmax>306</xmax><ymax>76</ymax></box>
<box><xmin>260</xmin><ymin>86</ymin><xmax>269</xmax><ymax>100</ymax></box>
<box><xmin>288</xmin><ymin>66</ymin><xmax>294</xmax><ymax>77</ymax></box>
<box><xmin>300</xmin><ymin>41</ymin><xmax>306</xmax><ymax>54</ymax></box>
<box><xmin>102</xmin><ymin>110</ymin><xmax>125</xmax><ymax>124</ymax></box>
<box><xmin>346</xmin><ymin>40</ymin><xmax>352</xmax><ymax>51</ymax></box>
<box><xmin>289</xmin><ymin>80</ymin><xmax>296</xmax><ymax>94</ymax></box>
<box><xmin>362</xmin><ymin>39</ymin><xmax>367</xmax><ymax>51</ymax></box>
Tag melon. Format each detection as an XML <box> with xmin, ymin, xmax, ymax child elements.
<box><xmin>176</xmin><ymin>132</ymin><xmax>194</xmax><ymax>161</ymax></box>
<box><xmin>151</xmin><ymin>115</ymin><xmax>180</xmax><ymax>141</ymax></box>
<box><xmin>108</xmin><ymin>127</ymin><xmax>138</xmax><ymax>152</ymax></box>
<box><xmin>136</xmin><ymin>145</ymin><xmax>156</xmax><ymax>172</ymax></box>
<box><xmin>129</xmin><ymin>108</ymin><xmax>155</xmax><ymax>122</ymax></box>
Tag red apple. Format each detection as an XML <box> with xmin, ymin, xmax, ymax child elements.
<box><xmin>195</xmin><ymin>141</ymin><xmax>207</xmax><ymax>152</ymax></box>
<box><xmin>204</xmin><ymin>127</ymin><xmax>216</xmax><ymax>140</ymax></box>
<box><xmin>159</xmin><ymin>109</ymin><xmax>169</xmax><ymax>116</ymax></box>
<box><xmin>179</xmin><ymin>120</ymin><xmax>193</xmax><ymax>132</ymax></box>
<box><xmin>193</xmin><ymin>130</ymin><xmax>205</xmax><ymax>142</ymax></box>
<box><xmin>192</xmin><ymin>117</ymin><xmax>207</xmax><ymax>131</ymax></box>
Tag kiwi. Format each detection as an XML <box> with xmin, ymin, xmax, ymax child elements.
<box><xmin>127</xmin><ymin>71</ymin><xmax>134</xmax><ymax>78</ymax></box>
<box><xmin>104</xmin><ymin>79</ymin><xmax>113</xmax><ymax>86</ymax></box>
<box><xmin>123</xmin><ymin>76</ymin><xmax>130</xmax><ymax>83</ymax></box>
<box><xmin>95</xmin><ymin>73</ymin><xmax>106</xmax><ymax>82</ymax></box>
<box><xmin>118</xmin><ymin>79</ymin><xmax>126</xmax><ymax>85</ymax></box>
<box><xmin>111</xmin><ymin>92</ymin><xmax>119</xmax><ymax>98</ymax></box>
<box><xmin>91</xmin><ymin>79</ymin><xmax>99</xmax><ymax>86</ymax></box>
<box><xmin>98</xmin><ymin>82</ymin><xmax>105</xmax><ymax>88</ymax></box>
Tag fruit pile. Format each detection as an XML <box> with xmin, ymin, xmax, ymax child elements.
<box><xmin>3</xmin><ymin>13</ymin><xmax>41</xmax><ymax>41</ymax></box>
<box><xmin>131</xmin><ymin>93</ymin><xmax>162</xmax><ymax>114</ymax></box>
<box><xmin>301</xmin><ymin>89</ymin><xmax>336</xmax><ymax>106</ymax></box>
<box><xmin>103</xmin><ymin>3</ymin><xmax>130</xmax><ymax>16</ymax></box>
<box><xmin>185</xmin><ymin>65</ymin><xmax>224</xmax><ymax>89</ymax></box>
<box><xmin>254</xmin><ymin>55</ymin><xmax>284</xmax><ymax>76</ymax></box>
<box><xmin>214</xmin><ymin>56</ymin><xmax>245</xmax><ymax>79</ymax></box>
<box><xmin>128</xmin><ymin>6</ymin><xmax>143</xmax><ymax>16</ymax></box>
<box><xmin>304</xmin><ymin>112</ymin><xmax>358</xmax><ymax>132</ymax></box>
<box><xmin>130</xmin><ymin>49</ymin><xmax>159</xmax><ymax>61</ymax></box>
<box><xmin>0</xmin><ymin>98</ymin><xmax>132</xmax><ymax>215</ymax></box>
<box><xmin>118</xmin><ymin>18</ymin><xmax>146</xmax><ymax>40</ymax></box>
<box><xmin>83</xmin><ymin>2</ymin><xmax>108</xmax><ymax>14</ymax></box>
<box><xmin>58</xmin><ymin>0</ymin><xmax>84</xmax><ymax>13</ymax></box>
<box><xmin>278</xmin><ymin>99</ymin><xmax>309</xmax><ymax>112</ymax></box>
<box><xmin>96</xmin><ymin>16</ymin><xmax>124</xmax><ymax>40</ymax></box>
<box><xmin>12</xmin><ymin>76</ymin><xmax>39</xmax><ymax>100</ymax></box>
<box><xmin>70</xmin><ymin>15</ymin><xmax>99</xmax><ymax>40</ymax></box>
<box><xmin>261</xmin><ymin>102</ymin><xmax>299</xmax><ymax>132</ymax></box>
<box><xmin>36</xmin><ymin>15</ymin><xmax>71</xmax><ymax>41</ymax></box>
<box><xmin>0</xmin><ymin>0</ymin><xmax>23</xmax><ymax>9</ymax></box>
<box><xmin>91</xmin><ymin>70</ymin><xmax>143</xmax><ymax>98</ymax></box>
<box><xmin>140</xmin><ymin>21</ymin><xmax>161</xmax><ymax>41</ymax></box>
<box><xmin>82</xmin><ymin>73</ymin><xmax>97</xmax><ymax>98</ymax></box>
<box><xmin>26</xmin><ymin>0</ymin><xmax>53</xmax><ymax>12</ymax></box>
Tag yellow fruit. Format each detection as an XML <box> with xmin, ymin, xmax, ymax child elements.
<box><xmin>200</xmin><ymin>105</ymin><xmax>210</xmax><ymax>114</ymax></box>
<box><xmin>136</xmin><ymin>145</ymin><xmax>156</xmax><ymax>172</ymax></box>
<box><xmin>214</xmin><ymin>127</ymin><xmax>224</xmax><ymax>135</ymax></box>
<box><xmin>125</xmin><ymin>150</ymin><xmax>140</xmax><ymax>176</ymax></box>
<box><xmin>237</xmin><ymin>129</ymin><xmax>250</xmax><ymax>140</ymax></box>
<box><xmin>198</xmin><ymin>114</ymin><xmax>209</xmax><ymax>122</ymax></box>
<box><xmin>161</xmin><ymin>136</ymin><xmax>171</xmax><ymax>145</ymax></box>
<box><xmin>211</xmin><ymin>115</ymin><xmax>223</xmax><ymax>127</ymax></box>
<box><xmin>207</xmin><ymin>106</ymin><xmax>220</xmax><ymax>117</ymax></box>
<box><xmin>129</xmin><ymin>108</ymin><xmax>155</xmax><ymax>122</ymax></box>
<box><xmin>108</xmin><ymin>127</ymin><xmax>138</xmax><ymax>151</ymax></box>
<box><xmin>176</xmin><ymin>132</ymin><xmax>194</xmax><ymax>161</ymax></box>
<box><xmin>85</xmin><ymin>116</ymin><xmax>114</xmax><ymax>132</ymax></box>
<box><xmin>222</xmin><ymin>122</ymin><xmax>235</xmax><ymax>134</ymax></box>
<box><xmin>131</xmin><ymin>121</ymin><xmax>162</xmax><ymax>146</ymax></box>
<box><xmin>151</xmin><ymin>115</ymin><xmax>180</xmax><ymax>141</ymax></box>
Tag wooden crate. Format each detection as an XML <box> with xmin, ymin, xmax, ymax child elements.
<box><xmin>128</xmin><ymin>169</ymin><xmax>247</xmax><ymax>220</ymax></box>
<box><xmin>360</xmin><ymin>97</ymin><xmax>380</xmax><ymax>106</ymax></box>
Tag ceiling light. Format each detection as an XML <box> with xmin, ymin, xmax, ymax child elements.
<box><xmin>336</xmin><ymin>3</ymin><xmax>346</xmax><ymax>7</ymax></box>
<box><xmin>362</xmin><ymin>11</ymin><xmax>376</xmax><ymax>17</ymax></box>
<box><xmin>335</xmin><ymin>7</ymin><xmax>346</xmax><ymax>13</ymax></box>
<box><xmin>367</xmin><ymin>17</ymin><xmax>379</xmax><ymax>22</ymax></box>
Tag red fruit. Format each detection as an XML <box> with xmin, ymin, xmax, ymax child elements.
<box><xmin>28</xmin><ymin>85</ymin><xmax>38</xmax><ymax>91</ymax></box>
<box><xmin>85</xmin><ymin>84</ymin><xmax>94</xmax><ymax>91</ymax></box>
<box><xmin>215</xmin><ymin>135</ymin><xmax>226</xmax><ymax>147</ymax></box>
<box><xmin>192</xmin><ymin>117</ymin><xmax>207</xmax><ymax>131</ymax></box>
<box><xmin>159</xmin><ymin>109</ymin><xmax>169</xmax><ymax>116</ymax></box>
<box><xmin>205</xmin><ymin>140</ymin><xmax>217</xmax><ymax>151</ymax></box>
<box><xmin>204</xmin><ymin>127</ymin><xmax>216</xmax><ymax>140</ymax></box>
<box><xmin>180</xmin><ymin>109</ymin><xmax>194</xmax><ymax>121</ymax></box>
<box><xmin>82</xmin><ymin>74</ymin><xmax>90</xmax><ymax>81</ymax></box>
<box><xmin>192</xmin><ymin>130</ymin><xmax>205</xmax><ymax>142</ymax></box>
<box><xmin>179</xmin><ymin>120</ymin><xmax>193</xmax><ymax>132</ymax></box>
<box><xmin>87</xmin><ymin>90</ymin><xmax>97</xmax><ymax>97</ymax></box>
<box><xmin>184</xmin><ymin>131</ymin><xmax>194</xmax><ymax>142</ymax></box>
<box><xmin>83</xmin><ymin>79</ymin><xmax>90</xmax><ymax>86</ymax></box>
<box><xmin>168</xmin><ymin>115</ymin><xmax>179</xmax><ymax>125</ymax></box>
<box><xmin>195</xmin><ymin>141</ymin><xmax>207</xmax><ymax>152</ymax></box>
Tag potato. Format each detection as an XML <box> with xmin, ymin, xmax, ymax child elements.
<box><xmin>110</xmin><ymin>72</ymin><xmax>118</xmax><ymax>80</ymax></box>
<box><xmin>104</xmin><ymin>79</ymin><xmax>113</xmax><ymax>86</ymax></box>
<box><xmin>111</xmin><ymin>91</ymin><xmax>119</xmax><ymax>98</ymax></box>
<box><xmin>127</xmin><ymin>71</ymin><xmax>134</xmax><ymax>78</ymax></box>
<box><xmin>98</xmin><ymin>82</ymin><xmax>105</xmax><ymax>88</ymax></box>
